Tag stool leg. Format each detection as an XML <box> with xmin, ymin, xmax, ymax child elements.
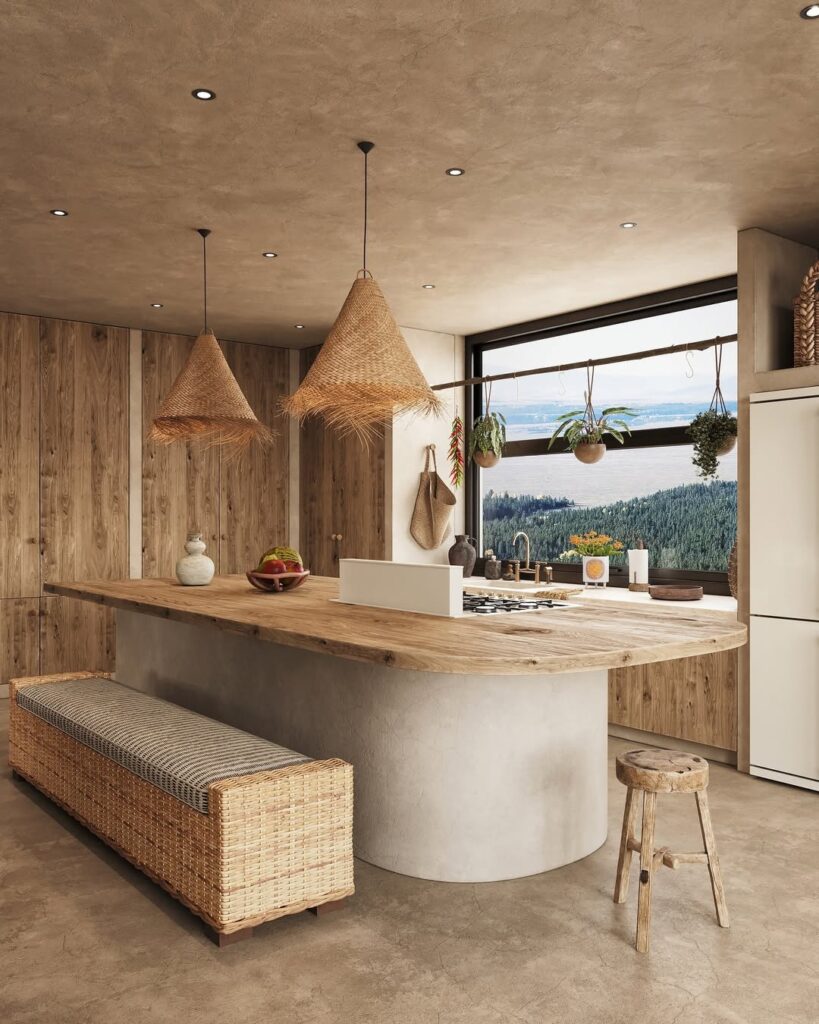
<box><xmin>635</xmin><ymin>791</ymin><xmax>657</xmax><ymax>953</ymax></box>
<box><xmin>695</xmin><ymin>790</ymin><xmax>729</xmax><ymax>928</ymax></box>
<box><xmin>614</xmin><ymin>787</ymin><xmax>640</xmax><ymax>903</ymax></box>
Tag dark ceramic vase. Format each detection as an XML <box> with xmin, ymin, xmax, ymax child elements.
<box><xmin>484</xmin><ymin>556</ymin><xmax>502</xmax><ymax>580</ymax></box>
<box><xmin>448</xmin><ymin>535</ymin><xmax>477</xmax><ymax>577</ymax></box>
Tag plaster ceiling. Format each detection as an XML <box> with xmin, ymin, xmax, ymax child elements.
<box><xmin>2</xmin><ymin>1</ymin><xmax>819</xmax><ymax>349</ymax></box>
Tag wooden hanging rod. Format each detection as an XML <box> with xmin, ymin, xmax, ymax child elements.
<box><xmin>431</xmin><ymin>333</ymin><xmax>738</xmax><ymax>391</ymax></box>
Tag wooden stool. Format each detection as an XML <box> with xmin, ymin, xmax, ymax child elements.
<box><xmin>613</xmin><ymin>748</ymin><xmax>729</xmax><ymax>953</ymax></box>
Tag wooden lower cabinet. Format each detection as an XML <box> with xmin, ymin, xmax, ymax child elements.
<box><xmin>609</xmin><ymin>648</ymin><xmax>738</xmax><ymax>752</ymax></box>
<box><xmin>39</xmin><ymin>597</ymin><xmax>116</xmax><ymax>676</ymax></box>
<box><xmin>0</xmin><ymin>599</ymin><xmax>40</xmax><ymax>684</ymax></box>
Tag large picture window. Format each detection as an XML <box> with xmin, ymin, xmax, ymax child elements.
<box><xmin>466</xmin><ymin>281</ymin><xmax>737</xmax><ymax>591</ymax></box>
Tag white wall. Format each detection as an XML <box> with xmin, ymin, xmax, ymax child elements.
<box><xmin>388</xmin><ymin>327</ymin><xmax>466</xmax><ymax>563</ymax></box>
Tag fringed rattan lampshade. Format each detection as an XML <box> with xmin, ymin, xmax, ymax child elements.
<box><xmin>283</xmin><ymin>141</ymin><xmax>442</xmax><ymax>439</ymax></box>
<box><xmin>148</xmin><ymin>329</ymin><xmax>272</xmax><ymax>448</ymax></box>
<box><xmin>284</xmin><ymin>272</ymin><xmax>442</xmax><ymax>437</ymax></box>
<box><xmin>149</xmin><ymin>228</ymin><xmax>272</xmax><ymax>451</ymax></box>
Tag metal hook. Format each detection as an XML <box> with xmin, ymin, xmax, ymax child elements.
<box><xmin>684</xmin><ymin>348</ymin><xmax>695</xmax><ymax>379</ymax></box>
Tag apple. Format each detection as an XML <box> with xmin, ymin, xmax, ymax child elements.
<box><xmin>283</xmin><ymin>560</ymin><xmax>303</xmax><ymax>573</ymax></box>
<box><xmin>260</xmin><ymin>558</ymin><xmax>287</xmax><ymax>575</ymax></box>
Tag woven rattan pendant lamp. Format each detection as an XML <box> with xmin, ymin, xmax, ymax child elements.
<box><xmin>283</xmin><ymin>141</ymin><xmax>442</xmax><ymax>439</ymax></box>
<box><xmin>149</xmin><ymin>228</ymin><xmax>272</xmax><ymax>450</ymax></box>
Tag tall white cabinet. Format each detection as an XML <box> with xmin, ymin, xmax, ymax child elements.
<box><xmin>749</xmin><ymin>386</ymin><xmax>819</xmax><ymax>791</ymax></box>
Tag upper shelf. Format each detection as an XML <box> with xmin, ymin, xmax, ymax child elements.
<box><xmin>45</xmin><ymin>575</ymin><xmax>747</xmax><ymax>677</ymax></box>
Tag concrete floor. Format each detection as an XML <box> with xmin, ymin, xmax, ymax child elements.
<box><xmin>2</xmin><ymin>703</ymin><xmax>818</xmax><ymax>1024</ymax></box>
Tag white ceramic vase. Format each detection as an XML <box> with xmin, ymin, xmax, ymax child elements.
<box><xmin>582</xmin><ymin>555</ymin><xmax>609</xmax><ymax>587</ymax></box>
<box><xmin>176</xmin><ymin>532</ymin><xmax>215</xmax><ymax>586</ymax></box>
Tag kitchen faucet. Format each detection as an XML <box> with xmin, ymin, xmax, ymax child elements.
<box><xmin>510</xmin><ymin>531</ymin><xmax>552</xmax><ymax>585</ymax></box>
<box><xmin>512</xmin><ymin>531</ymin><xmax>531</xmax><ymax>570</ymax></box>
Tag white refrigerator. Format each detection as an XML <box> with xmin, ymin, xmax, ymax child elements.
<box><xmin>749</xmin><ymin>385</ymin><xmax>819</xmax><ymax>791</ymax></box>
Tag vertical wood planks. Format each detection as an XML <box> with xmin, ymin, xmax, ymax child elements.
<box><xmin>298</xmin><ymin>347</ymin><xmax>386</xmax><ymax>577</ymax></box>
<box><xmin>0</xmin><ymin>598</ymin><xmax>40</xmax><ymax>684</ymax></box>
<box><xmin>0</xmin><ymin>313</ymin><xmax>40</xmax><ymax>599</ymax></box>
<box><xmin>39</xmin><ymin>318</ymin><xmax>129</xmax><ymax>672</ymax></box>
<box><xmin>141</xmin><ymin>331</ymin><xmax>220</xmax><ymax>578</ymax></box>
<box><xmin>608</xmin><ymin>648</ymin><xmax>738</xmax><ymax>751</ymax></box>
<box><xmin>219</xmin><ymin>340</ymin><xmax>289</xmax><ymax>574</ymax></box>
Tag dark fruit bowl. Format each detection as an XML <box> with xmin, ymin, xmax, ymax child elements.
<box><xmin>246</xmin><ymin>569</ymin><xmax>310</xmax><ymax>593</ymax></box>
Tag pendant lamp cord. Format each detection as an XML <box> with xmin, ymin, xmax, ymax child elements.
<box><xmin>363</xmin><ymin>146</ymin><xmax>369</xmax><ymax>273</ymax></box>
<box><xmin>202</xmin><ymin>231</ymin><xmax>208</xmax><ymax>332</ymax></box>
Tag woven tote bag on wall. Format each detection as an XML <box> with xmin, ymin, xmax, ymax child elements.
<box><xmin>410</xmin><ymin>445</ymin><xmax>456</xmax><ymax>550</ymax></box>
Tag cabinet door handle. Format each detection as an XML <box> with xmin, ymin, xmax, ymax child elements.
<box><xmin>330</xmin><ymin>533</ymin><xmax>343</xmax><ymax>542</ymax></box>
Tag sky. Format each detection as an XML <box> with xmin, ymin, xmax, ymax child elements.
<box><xmin>482</xmin><ymin>300</ymin><xmax>738</xmax><ymax>409</ymax></box>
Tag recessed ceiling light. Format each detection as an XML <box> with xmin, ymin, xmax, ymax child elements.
<box><xmin>800</xmin><ymin>4</ymin><xmax>819</xmax><ymax>18</ymax></box>
<box><xmin>150</xmin><ymin>303</ymin><xmax>164</xmax><ymax>308</ymax></box>
<box><xmin>50</xmin><ymin>208</ymin><xmax>69</xmax><ymax>217</ymax></box>
<box><xmin>422</xmin><ymin>284</ymin><xmax>436</xmax><ymax>289</ymax></box>
<box><xmin>262</xmin><ymin>251</ymin><xmax>278</xmax><ymax>258</ymax></box>
<box><xmin>294</xmin><ymin>324</ymin><xmax>305</xmax><ymax>329</ymax></box>
<box><xmin>445</xmin><ymin>167</ymin><xmax>465</xmax><ymax>176</ymax></box>
<box><xmin>191</xmin><ymin>88</ymin><xmax>216</xmax><ymax>100</ymax></box>
<box><xmin>620</xmin><ymin>221</ymin><xmax>637</xmax><ymax>229</ymax></box>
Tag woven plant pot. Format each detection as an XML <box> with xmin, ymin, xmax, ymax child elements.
<box><xmin>573</xmin><ymin>442</ymin><xmax>606</xmax><ymax>464</ymax></box>
<box><xmin>716</xmin><ymin>435</ymin><xmax>737</xmax><ymax>456</ymax></box>
<box><xmin>283</xmin><ymin>274</ymin><xmax>442</xmax><ymax>439</ymax></box>
<box><xmin>793</xmin><ymin>260</ymin><xmax>819</xmax><ymax>367</ymax></box>
<box><xmin>473</xmin><ymin>450</ymin><xmax>501</xmax><ymax>468</ymax></box>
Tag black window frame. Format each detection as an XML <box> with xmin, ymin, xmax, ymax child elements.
<box><xmin>464</xmin><ymin>277</ymin><xmax>738</xmax><ymax>595</ymax></box>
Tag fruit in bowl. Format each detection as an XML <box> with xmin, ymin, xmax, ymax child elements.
<box><xmin>248</xmin><ymin>546</ymin><xmax>309</xmax><ymax>593</ymax></box>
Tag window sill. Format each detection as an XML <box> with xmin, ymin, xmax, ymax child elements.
<box><xmin>574</xmin><ymin>586</ymin><xmax>737</xmax><ymax>619</ymax></box>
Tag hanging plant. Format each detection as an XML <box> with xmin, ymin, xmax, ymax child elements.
<box><xmin>687</xmin><ymin>343</ymin><xmax>737</xmax><ymax>480</ymax></box>
<box><xmin>448</xmin><ymin>414</ymin><xmax>465</xmax><ymax>487</ymax></box>
<box><xmin>468</xmin><ymin>382</ymin><xmax>506</xmax><ymax>468</ymax></box>
<box><xmin>547</xmin><ymin>364</ymin><xmax>634</xmax><ymax>463</ymax></box>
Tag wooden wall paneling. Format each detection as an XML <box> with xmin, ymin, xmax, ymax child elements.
<box><xmin>297</xmin><ymin>347</ymin><xmax>386</xmax><ymax>576</ymax></box>
<box><xmin>334</xmin><ymin>421</ymin><xmax>386</xmax><ymax>566</ymax></box>
<box><xmin>220</xmin><ymin>341</ymin><xmax>289</xmax><ymax>574</ymax></box>
<box><xmin>298</xmin><ymin>348</ymin><xmax>337</xmax><ymax>576</ymax></box>
<box><xmin>39</xmin><ymin>318</ymin><xmax>129</xmax><ymax>673</ymax></box>
<box><xmin>608</xmin><ymin>648</ymin><xmax>738</xmax><ymax>752</ymax></box>
<box><xmin>0</xmin><ymin>313</ymin><xmax>40</xmax><ymax>599</ymax></box>
<box><xmin>0</xmin><ymin>598</ymin><xmax>40</xmax><ymax>684</ymax></box>
<box><xmin>142</xmin><ymin>331</ymin><xmax>220</xmax><ymax>578</ymax></box>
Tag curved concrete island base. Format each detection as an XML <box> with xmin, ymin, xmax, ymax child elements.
<box><xmin>45</xmin><ymin>576</ymin><xmax>746</xmax><ymax>883</ymax></box>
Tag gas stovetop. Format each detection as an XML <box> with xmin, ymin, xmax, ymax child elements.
<box><xmin>462</xmin><ymin>595</ymin><xmax>572</xmax><ymax>615</ymax></box>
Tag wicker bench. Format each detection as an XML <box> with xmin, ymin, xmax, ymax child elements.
<box><xmin>9</xmin><ymin>672</ymin><xmax>354</xmax><ymax>946</ymax></box>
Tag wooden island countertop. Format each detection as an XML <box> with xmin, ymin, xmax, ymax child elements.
<box><xmin>46</xmin><ymin>575</ymin><xmax>746</xmax><ymax>676</ymax></box>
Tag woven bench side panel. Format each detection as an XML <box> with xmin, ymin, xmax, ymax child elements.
<box><xmin>9</xmin><ymin>676</ymin><xmax>354</xmax><ymax>933</ymax></box>
<box><xmin>9</xmin><ymin>698</ymin><xmax>224</xmax><ymax>926</ymax></box>
<box><xmin>211</xmin><ymin>760</ymin><xmax>355</xmax><ymax>927</ymax></box>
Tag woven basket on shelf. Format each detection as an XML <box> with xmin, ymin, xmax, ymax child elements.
<box><xmin>283</xmin><ymin>274</ymin><xmax>443</xmax><ymax>439</ymax></box>
<box><xmin>793</xmin><ymin>261</ymin><xmax>819</xmax><ymax>367</ymax></box>
<box><xmin>149</xmin><ymin>330</ymin><xmax>273</xmax><ymax>450</ymax></box>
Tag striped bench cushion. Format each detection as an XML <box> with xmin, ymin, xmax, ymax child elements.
<box><xmin>15</xmin><ymin>678</ymin><xmax>311</xmax><ymax>814</ymax></box>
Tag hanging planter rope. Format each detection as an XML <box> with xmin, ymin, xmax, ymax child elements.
<box><xmin>149</xmin><ymin>229</ymin><xmax>272</xmax><ymax>451</ymax></box>
<box><xmin>686</xmin><ymin>342</ymin><xmax>737</xmax><ymax>479</ymax></box>
<box><xmin>548</xmin><ymin>362</ymin><xmax>635</xmax><ymax>463</ymax></box>
<box><xmin>283</xmin><ymin>142</ymin><xmax>442</xmax><ymax>440</ymax></box>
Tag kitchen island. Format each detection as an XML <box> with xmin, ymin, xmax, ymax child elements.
<box><xmin>45</xmin><ymin>576</ymin><xmax>746</xmax><ymax>883</ymax></box>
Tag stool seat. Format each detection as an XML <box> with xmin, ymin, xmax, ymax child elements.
<box><xmin>616</xmin><ymin>748</ymin><xmax>709</xmax><ymax>793</ymax></box>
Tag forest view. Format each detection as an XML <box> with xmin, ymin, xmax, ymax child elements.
<box><xmin>483</xmin><ymin>481</ymin><xmax>737</xmax><ymax>572</ymax></box>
